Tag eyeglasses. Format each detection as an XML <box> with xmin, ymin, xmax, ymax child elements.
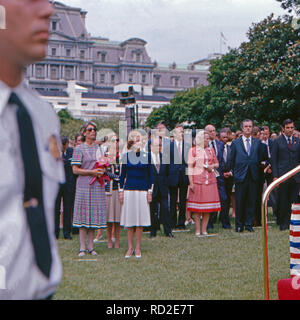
<box><xmin>86</xmin><ymin>128</ymin><xmax>97</xmax><ymax>132</ymax></box>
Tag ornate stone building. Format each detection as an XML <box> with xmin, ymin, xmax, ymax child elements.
<box><xmin>25</xmin><ymin>1</ymin><xmax>216</xmax><ymax>121</ymax></box>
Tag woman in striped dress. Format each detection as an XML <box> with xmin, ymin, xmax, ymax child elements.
<box><xmin>72</xmin><ymin>121</ymin><xmax>107</xmax><ymax>257</ymax></box>
<box><xmin>187</xmin><ymin>130</ymin><xmax>221</xmax><ymax>237</ymax></box>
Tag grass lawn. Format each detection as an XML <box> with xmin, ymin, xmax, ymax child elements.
<box><xmin>54</xmin><ymin>216</ymin><xmax>290</xmax><ymax>300</ymax></box>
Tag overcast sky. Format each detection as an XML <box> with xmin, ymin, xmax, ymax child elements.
<box><xmin>60</xmin><ymin>0</ymin><xmax>287</xmax><ymax>64</ymax></box>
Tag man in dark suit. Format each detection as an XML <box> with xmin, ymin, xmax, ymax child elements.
<box><xmin>168</xmin><ymin>124</ymin><xmax>190</xmax><ymax>230</ymax></box>
<box><xmin>219</xmin><ymin>128</ymin><xmax>234</xmax><ymax>229</ymax></box>
<box><xmin>55</xmin><ymin>136</ymin><xmax>76</xmax><ymax>239</ymax></box>
<box><xmin>229</xmin><ymin>119</ymin><xmax>267</xmax><ymax>232</ymax></box>
<box><xmin>252</xmin><ymin>127</ymin><xmax>269</xmax><ymax>227</ymax></box>
<box><xmin>149</xmin><ymin>137</ymin><xmax>173</xmax><ymax>238</ymax></box>
<box><xmin>261</xmin><ymin>126</ymin><xmax>277</xmax><ymax>222</ymax></box>
<box><xmin>271</xmin><ymin>119</ymin><xmax>300</xmax><ymax>231</ymax></box>
<box><xmin>205</xmin><ymin>125</ymin><xmax>228</xmax><ymax>229</ymax></box>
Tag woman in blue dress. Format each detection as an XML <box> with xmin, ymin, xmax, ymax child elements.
<box><xmin>119</xmin><ymin>130</ymin><xmax>153</xmax><ymax>259</ymax></box>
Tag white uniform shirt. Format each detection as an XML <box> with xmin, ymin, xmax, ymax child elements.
<box><xmin>0</xmin><ymin>80</ymin><xmax>65</xmax><ymax>299</ymax></box>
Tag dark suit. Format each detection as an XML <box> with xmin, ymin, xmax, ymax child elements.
<box><xmin>168</xmin><ymin>139</ymin><xmax>190</xmax><ymax>229</ymax></box>
<box><xmin>150</xmin><ymin>152</ymin><xmax>172</xmax><ymax>236</ymax></box>
<box><xmin>254</xmin><ymin>142</ymin><xmax>269</xmax><ymax>226</ymax></box>
<box><xmin>271</xmin><ymin>135</ymin><xmax>300</xmax><ymax>229</ymax></box>
<box><xmin>262</xmin><ymin>138</ymin><xmax>278</xmax><ymax>219</ymax></box>
<box><xmin>55</xmin><ymin>147</ymin><xmax>75</xmax><ymax>238</ymax></box>
<box><xmin>221</xmin><ymin>143</ymin><xmax>234</xmax><ymax>228</ymax></box>
<box><xmin>208</xmin><ymin>140</ymin><xmax>228</xmax><ymax>228</ymax></box>
<box><xmin>229</xmin><ymin>136</ymin><xmax>267</xmax><ymax>230</ymax></box>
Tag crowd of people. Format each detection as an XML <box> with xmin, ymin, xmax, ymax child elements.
<box><xmin>56</xmin><ymin>118</ymin><xmax>300</xmax><ymax>259</ymax></box>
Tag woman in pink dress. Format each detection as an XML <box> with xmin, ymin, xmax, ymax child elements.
<box><xmin>187</xmin><ymin>130</ymin><xmax>221</xmax><ymax>236</ymax></box>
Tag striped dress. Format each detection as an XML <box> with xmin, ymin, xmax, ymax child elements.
<box><xmin>72</xmin><ymin>143</ymin><xmax>107</xmax><ymax>229</ymax></box>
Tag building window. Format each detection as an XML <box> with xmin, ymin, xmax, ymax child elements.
<box><xmin>111</xmin><ymin>74</ymin><xmax>115</xmax><ymax>84</ymax></box>
<box><xmin>136</xmin><ymin>53</ymin><xmax>141</xmax><ymax>63</ymax></box>
<box><xmin>65</xmin><ymin>67</ymin><xmax>73</xmax><ymax>80</ymax></box>
<box><xmin>154</xmin><ymin>75</ymin><xmax>160</xmax><ymax>86</ymax></box>
<box><xmin>100</xmin><ymin>73</ymin><xmax>105</xmax><ymax>84</ymax></box>
<box><xmin>80</xmin><ymin>70</ymin><xmax>85</xmax><ymax>81</ymax></box>
<box><xmin>66</xmin><ymin>48</ymin><xmax>71</xmax><ymax>57</ymax></box>
<box><xmin>101</xmin><ymin>53</ymin><xmax>106</xmax><ymax>63</ymax></box>
<box><xmin>142</xmin><ymin>74</ymin><xmax>146</xmax><ymax>83</ymax></box>
<box><xmin>51</xmin><ymin>48</ymin><xmax>56</xmax><ymax>56</ymax></box>
<box><xmin>50</xmin><ymin>66</ymin><xmax>58</xmax><ymax>80</ymax></box>
<box><xmin>80</xmin><ymin>50</ymin><xmax>85</xmax><ymax>59</ymax></box>
<box><xmin>52</xmin><ymin>21</ymin><xmax>57</xmax><ymax>31</ymax></box>
<box><xmin>192</xmin><ymin>78</ymin><xmax>198</xmax><ymax>87</ymax></box>
<box><xmin>128</xmin><ymin>73</ymin><xmax>133</xmax><ymax>83</ymax></box>
<box><xmin>172</xmin><ymin>77</ymin><xmax>180</xmax><ymax>87</ymax></box>
<box><xmin>36</xmin><ymin>66</ymin><xmax>44</xmax><ymax>79</ymax></box>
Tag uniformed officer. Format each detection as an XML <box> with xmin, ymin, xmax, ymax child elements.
<box><xmin>0</xmin><ymin>0</ymin><xmax>65</xmax><ymax>299</ymax></box>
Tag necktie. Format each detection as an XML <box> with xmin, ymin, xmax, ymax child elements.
<box><xmin>9</xmin><ymin>92</ymin><xmax>52</xmax><ymax>278</ymax></box>
<box><xmin>211</xmin><ymin>141</ymin><xmax>217</xmax><ymax>155</ymax></box>
<box><xmin>288</xmin><ymin>137</ymin><xmax>292</xmax><ymax>150</ymax></box>
<box><xmin>246</xmin><ymin>138</ymin><xmax>251</xmax><ymax>156</ymax></box>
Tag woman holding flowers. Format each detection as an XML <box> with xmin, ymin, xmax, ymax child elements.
<box><xmin>72</xmin><ymin>121</ymin><xmax>107</xmax><ymax>257</ymax></box>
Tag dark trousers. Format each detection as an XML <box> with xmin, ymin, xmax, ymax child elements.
<box><xmin>235</xmin><ymin>171</ymin><xmax>257</xmax><ymax>229</ymax></box>
<box><xmin>169</xmin><ymin>182</ymin><xmax>188</xmax><ymax>229</ymax></box>
<box><xmin>55</xmin><ymin>183</ymin><xmax>74</xmax><ymax>238</ymax></box>
<box><xmin>208</xmin><ymin>181</ymin><xmax>228</xmax><ymax>228</ymax></box>
<box><xmin>150</xmin><ymin>192</ymin><xmax>172</xmax><ymax>236</ymax></box>
<box><xmin>220</xmin><ymin>177</ymin><xmax>234</xmax><ymax>227</ymax></box>
<box><xmin>265</xmin><ymin>173</ymin><xmax>278</xmax><ymax>219</ymax></box>
<box><xmin>254</xmin><ymin>175</ymin><xmax>265</xmax><ymax>227</ymax></box>
<box><xmin>277</xmin><ymin>179</ymin><xmax>299</xmax><ymax>229</ymax></box>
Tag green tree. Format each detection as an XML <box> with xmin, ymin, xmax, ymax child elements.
<box><xmin>147</xmin><ymin>12</ymin><xmax>299</xmax><ymax>132</ymax></box>
<box><xmin>209</xmin><ymin>14</ymin><xmax>300</xmax><ymax>131</ymax></box>
<box><xmin>276</xmin><ymin>0</ymin><xmax>300</xmax><ymax>15</ymax></box>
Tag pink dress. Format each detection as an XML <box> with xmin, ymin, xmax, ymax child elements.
<box><xmin>187</xmin><ymin>146</ymin><xmax>221</xmax><ymax>213</ymax></box>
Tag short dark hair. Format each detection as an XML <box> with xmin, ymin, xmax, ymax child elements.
<box><xmin>282</xmin><ymin>119</ymin><xmax>293</xmax><ymax>128</ymax></box>
<box><xmin>75</xmin><ymin>133</ymin><xmax>83</xmax><ymax>142</ymax></box>
<box><xmin>241</xmin><ymin>119</ymin><xmax>253</xmax><ymax>129</ymax></box>
<box><xmin>61</xmin><ymin>136</ymin><xmax>69</xmax><ymax>145</ymax></box>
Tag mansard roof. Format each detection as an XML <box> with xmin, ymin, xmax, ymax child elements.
<box><xmin>120</xmin><ymin>38</ymin><xmax>147</xmax><ymax>47</ymax></box>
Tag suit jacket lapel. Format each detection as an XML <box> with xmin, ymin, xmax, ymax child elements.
<box><xmin>239</xmin><ymin>137</ymin><xmax>248</xmax><ymax>155</ymax></box>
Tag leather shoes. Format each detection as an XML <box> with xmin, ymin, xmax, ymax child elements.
<box><xmin>280</xmin><ymin>225</ymin><xmax>289</xmax><ymax>231</ymax></box>
<box><xmin>166</xmin><ymin>232</ymin><xmax>174</xmax><ymax>238</ymax></box>
<box><xmin>222</xmin><ymin>225</ymin><xmax>232</xmax><ymax>229</ymax></box>
<box><xmin>245</xmin><ymin>227</ymin><xmax>254</xmax><ymax>232</ymax></box>
<box><xmin>236</xmin><ymin>227</ymin><xmax>244</xmax><ymax>233</ymax></box>
<box><xmin>150</xmin><ymin>233</ymin><xmax>156</xmax><ymax>239</ymax></box>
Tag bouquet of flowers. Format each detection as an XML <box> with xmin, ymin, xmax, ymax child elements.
<box><xmin>89</xmin><ymin>156</ymin><xmax>111</xmax><ymax>186</ymax></box>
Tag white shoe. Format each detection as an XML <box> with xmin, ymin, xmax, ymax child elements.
<box><xmin>195</xmin><ymin>233</ymin><xmax>201</xmax><ymax>238</ymax></box>
<box><xmin>93</xmin><ymin>235</ymin><xmax>104</xmax><ymax>243</ymax></box>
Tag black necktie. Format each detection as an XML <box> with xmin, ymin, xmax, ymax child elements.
<box><xmin>9</xmin><ymin>92</ymin><xmax>52</xmax><ymax>278</ymax></box>
<box><xmin>288</xmin><ymin>137</ymin><xmax>292</xmax><ymax>150</ymax></box>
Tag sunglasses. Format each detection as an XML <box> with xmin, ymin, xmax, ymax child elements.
<box><xmin>86</xmin><ymin>127</ymin><xmax>97</xmax><ymax>132</ymax></box>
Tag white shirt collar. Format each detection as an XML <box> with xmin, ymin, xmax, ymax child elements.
<box><xmin>0</xmin><ymin>80</ymin><xmax>13</xmax><ymax>117</ymax></box>
<box><xmin>283</xmin><ymin>134</ymin><xmax>292</xmax><ymax>142</ymax></box>
<box><xmin>242</xmin><ymin>135</ymin><xmax>252</xmax><ymax>143</ymax></box>
<box><xmin>0</xmin><ymin>79</ymin><xmax>27</xmax><ymax>117</ymax></box>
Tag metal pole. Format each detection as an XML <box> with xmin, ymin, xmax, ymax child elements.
<box><xmin>261</xmin><ymin>165</ymin><xmax>300</xmax><ymax>300</ymax></box>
